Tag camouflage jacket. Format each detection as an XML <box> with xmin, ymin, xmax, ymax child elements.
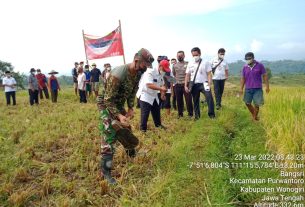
<box><xmin>97</xmin><ymin>64</ymin><xmax>142</xmax><ymax>118</ymax></box>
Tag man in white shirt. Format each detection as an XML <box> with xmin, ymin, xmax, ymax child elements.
<box><xmin>77</xmin><ymin>67</ymin><xmax>87</xmax><ymax>103</ymax></box>
<box><xmin>211</xmin><ymin>48</ymin><xmax>229</xmax><ymax>110</ymax></box>
<box><xmin>2</xmin><ymin>71</ymin><xmax>17</xmax><ymax>106</ymax></box>
<box><xmin>137</xmin><ymin>60</ymin><xmax>168</xmax><ymax>132</ymax></box>
<box><xmin>184</xmin><ymin>47</ymin><xmax>215</xmax><ymax>119</ymax></box>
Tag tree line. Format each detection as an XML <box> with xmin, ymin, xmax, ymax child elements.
<box><xmin>228</xmin><ymin>59</ymin><xmax>305</xmax><ymax>75</ymax></box>
<box><xmin>1</xmin><ymin>59</ymin><xmax>305</xmax><ymax>89</ymax></box>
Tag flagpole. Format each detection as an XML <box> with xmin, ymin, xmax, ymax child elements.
<box><xmin>119</xmin><ymin>20</ymin><xmax>126</xmax><ymax>64</ymax></box>
<box><xmin>82</xmin><ymin>29</ymin><xmax>89</xmax><ymax>66</ymax></box>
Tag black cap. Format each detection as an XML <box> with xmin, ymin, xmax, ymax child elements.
<box><xmin>157</xmin><ymin>55</ymin><xmax>169</xmax><ymax>63</ymax></box>
<box><xmin>245</xmin><ymin>52</ymin><xmax>254</xmax><ymax>60</ymax></box>
<box><xmin>30</xmin><ymin>68</ymin><xmax>36</xmax><ymax>72</ymax></box>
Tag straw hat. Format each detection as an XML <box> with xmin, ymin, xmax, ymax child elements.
<box><xmin>48</xmin><ymin>70</ymin><xmax>58</xmax><ymax>74</ymax></box>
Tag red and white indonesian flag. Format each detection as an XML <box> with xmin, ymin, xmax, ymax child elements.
<box><xmin>84</xmin><ymin>26</ymin><xmax>124</xmax><ymax>60</ymax></box>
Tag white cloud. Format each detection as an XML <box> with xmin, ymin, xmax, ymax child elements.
<box><xmin>250</xmin><ymin>39</ymin><xmax>263</xmax><ymax>53</ymax></box>
<box><xmin>233</xmin><ymin>44</ymin><xmax>243</xmax><ymax>53</ymax></box>
<box><xmin>278</xmin><ymin>42</ymin><xmax>305</xmax><ymax>50</ymax></box>
<box><xmin>0</xmin><ymin>0</ymin><xmax>275</xmax><ymax>74</ymax></box>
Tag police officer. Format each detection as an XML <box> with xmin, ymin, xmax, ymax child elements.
<box><xmin>173</xmin><ymin>51</ymin><xmax>193</xmax><ymax>118</ymax></box>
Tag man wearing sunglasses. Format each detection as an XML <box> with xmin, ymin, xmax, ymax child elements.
<box><xmin>240</xmin><ymin>52</ymin><xmax>270</xmax><ymax>121</ymax></box>
<box><xmin>97</xmin><ymin>48</ymin><xmax>154</xmax><ymax>184</ymax></box>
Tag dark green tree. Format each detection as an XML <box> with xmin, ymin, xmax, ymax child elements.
<box><xmin>0</xmin><ymin>60</ymin><xmax>26</xmax><ymax>89</ymax></box>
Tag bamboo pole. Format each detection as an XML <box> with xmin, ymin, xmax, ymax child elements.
<box><xmin>82</xmin><ymin>29</ymin><xmax>89</xmax><ymax>66</ymax></box>
<box><xmin>119</xmin><ymin>20</ymin><xmax>126</xmax><ymax>64</ymax></box>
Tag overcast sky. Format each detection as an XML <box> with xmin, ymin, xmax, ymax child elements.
<box><xmin>1</xmin><ymin>0</ymin><xmax>304</xmax><ymax>75</ymax></box>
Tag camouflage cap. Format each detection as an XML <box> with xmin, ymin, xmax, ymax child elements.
<box><xmin>137</xmin><ymin>48</ymin><xmax>154</xmax><ymax>67</ymax></box>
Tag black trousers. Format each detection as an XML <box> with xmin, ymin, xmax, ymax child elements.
<box><xmin>140</xmin><ymin>99</ymin><xmax>161</xmax><ymax>131</ymax></box>
<box><xmin>191</xmin><ymin>83</ymin><xmax>215</xmax><ymax>119</ymax></box>
<box><xmin>29</xmin><ymin>89</ymin><xmax>39</xmax><ymax>105</ymax></box>
<box><xmin>39</xmin><ymin>86</ymin><xmax>49</xmax><ymax>99</ymax></box>
<box><xmin>157</xmin><ymin>93</ymin><xmax>163</xmax><ymax>108</ymax></box>
<box><xmin>174</xmin><ymin>84</ymin><xmax>193</xmax><ymax>117</ymax></box>
<box><xmin>79</xmin><ymin>89</ymin><xmax>87</xmax><ymax>103</ymax></box>
<box><xmin>5</xmin><ymin>91</ymin><xmax>16</xmax><ymax>105</ymax></box>
<box><xmin>213</xmin><ymin>79</ymin><xmax>225</xmax><ymax>107</ymax></box>
<box><xmin>51</xmin><ymin>89</ymin><xmax>58</xmax><ymax>103</ymax></box>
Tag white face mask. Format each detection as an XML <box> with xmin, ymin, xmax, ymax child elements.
<box><xmin>193</xmin><ymin>56</ymin><xmax>200</xmax><ymax>62</ymax></box>
<box><xmin>246</xmin><ymin>59</ymin><xmax>253</xmax><ymax>65</ymax></box>
<box><xmin>219</xmin><ymin>55</ymin><xmax>224</xmax><ymax>60</ymax></box>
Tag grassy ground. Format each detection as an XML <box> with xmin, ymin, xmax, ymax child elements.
<box><xmin>0</xmin><ymin>79</ymin><xmax>304</xmax><ymax>206</ymax></box>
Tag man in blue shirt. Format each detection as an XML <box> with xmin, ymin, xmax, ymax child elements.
<box><xmin>84</xmin><ymin>65</ymin><xmax>92</xmax><ymax>98</ymax></box>
<box><xmin>90</xmin><ymin>63</ymin><xmax>102</xmax><ymax>97</ymax></box>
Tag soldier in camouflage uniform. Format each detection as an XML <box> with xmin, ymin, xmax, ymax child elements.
<box><xmin>97</xmin><ymin>48</ymin><xmax>154</xmax><ymax>184</ymax></box>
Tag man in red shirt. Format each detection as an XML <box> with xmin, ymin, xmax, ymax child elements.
<box><xmin>36</xmin><ymin>69</ymin><xmax>49</xmax><ymax>99</ymax></box>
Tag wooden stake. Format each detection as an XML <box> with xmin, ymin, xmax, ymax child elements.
<box><xmin>119</xmin><ymin>20</ymin><xmax>126</xmax><ymax>64</ymax></box>
<box><xmin>82</xmin><ymin>29</ymin><xmax>89</xmax><ymax>66</ymax></box>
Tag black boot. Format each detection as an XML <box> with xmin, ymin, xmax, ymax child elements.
<box><xmin>101</xmin><ymin>154</ymin><xmax>116</xmax><ymax>184</ymax></box>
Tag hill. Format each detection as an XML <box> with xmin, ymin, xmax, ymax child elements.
<box><xmin>228</xmin><ymin>59</ymin><xmax>305</xmax><ymax>75</ymax></box>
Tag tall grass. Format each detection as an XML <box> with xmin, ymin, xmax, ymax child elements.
<box><xmin>261</xmin><ymin>87</ymin><xmax>305</xmax><ymax>156</ymax></box>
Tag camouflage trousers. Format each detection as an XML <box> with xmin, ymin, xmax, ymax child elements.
<box><xmin>99</xmin><ymin>108</ymin><xmax>137</xmax><ymax>158</ymax></box>
<box><xmin>99</xmin><ymin>109</ymin><xmax>117</xmax><ymax>156</ymax></box>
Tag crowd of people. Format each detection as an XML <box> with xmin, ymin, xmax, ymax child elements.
<box><xmin>1</xmin><ymin>61</ymin><xmax>111</xmax><ymax>106</ymax></box>
<box><xmin>2</xmin><ymin>68</ymin><xmax>61</xmax><ymax>106</ymax></box>
<box><xmin>96</xmin><ymin>47</ymin><xmax>270</xmax><ymax>184</ymax></box>
<box><xmin>27</xmin><ymin>68</ymin><xmax>61</xmax><ymax>105</ymax></box>
<box><xmin>1</xmin><ymin>47</ymin><xmax>270</xmax><ymax>185</ymax></box>
<box><xmin>72</xmin><ymin>61</ymin><xmax>111</xmax><ymax>103</ymax></box>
